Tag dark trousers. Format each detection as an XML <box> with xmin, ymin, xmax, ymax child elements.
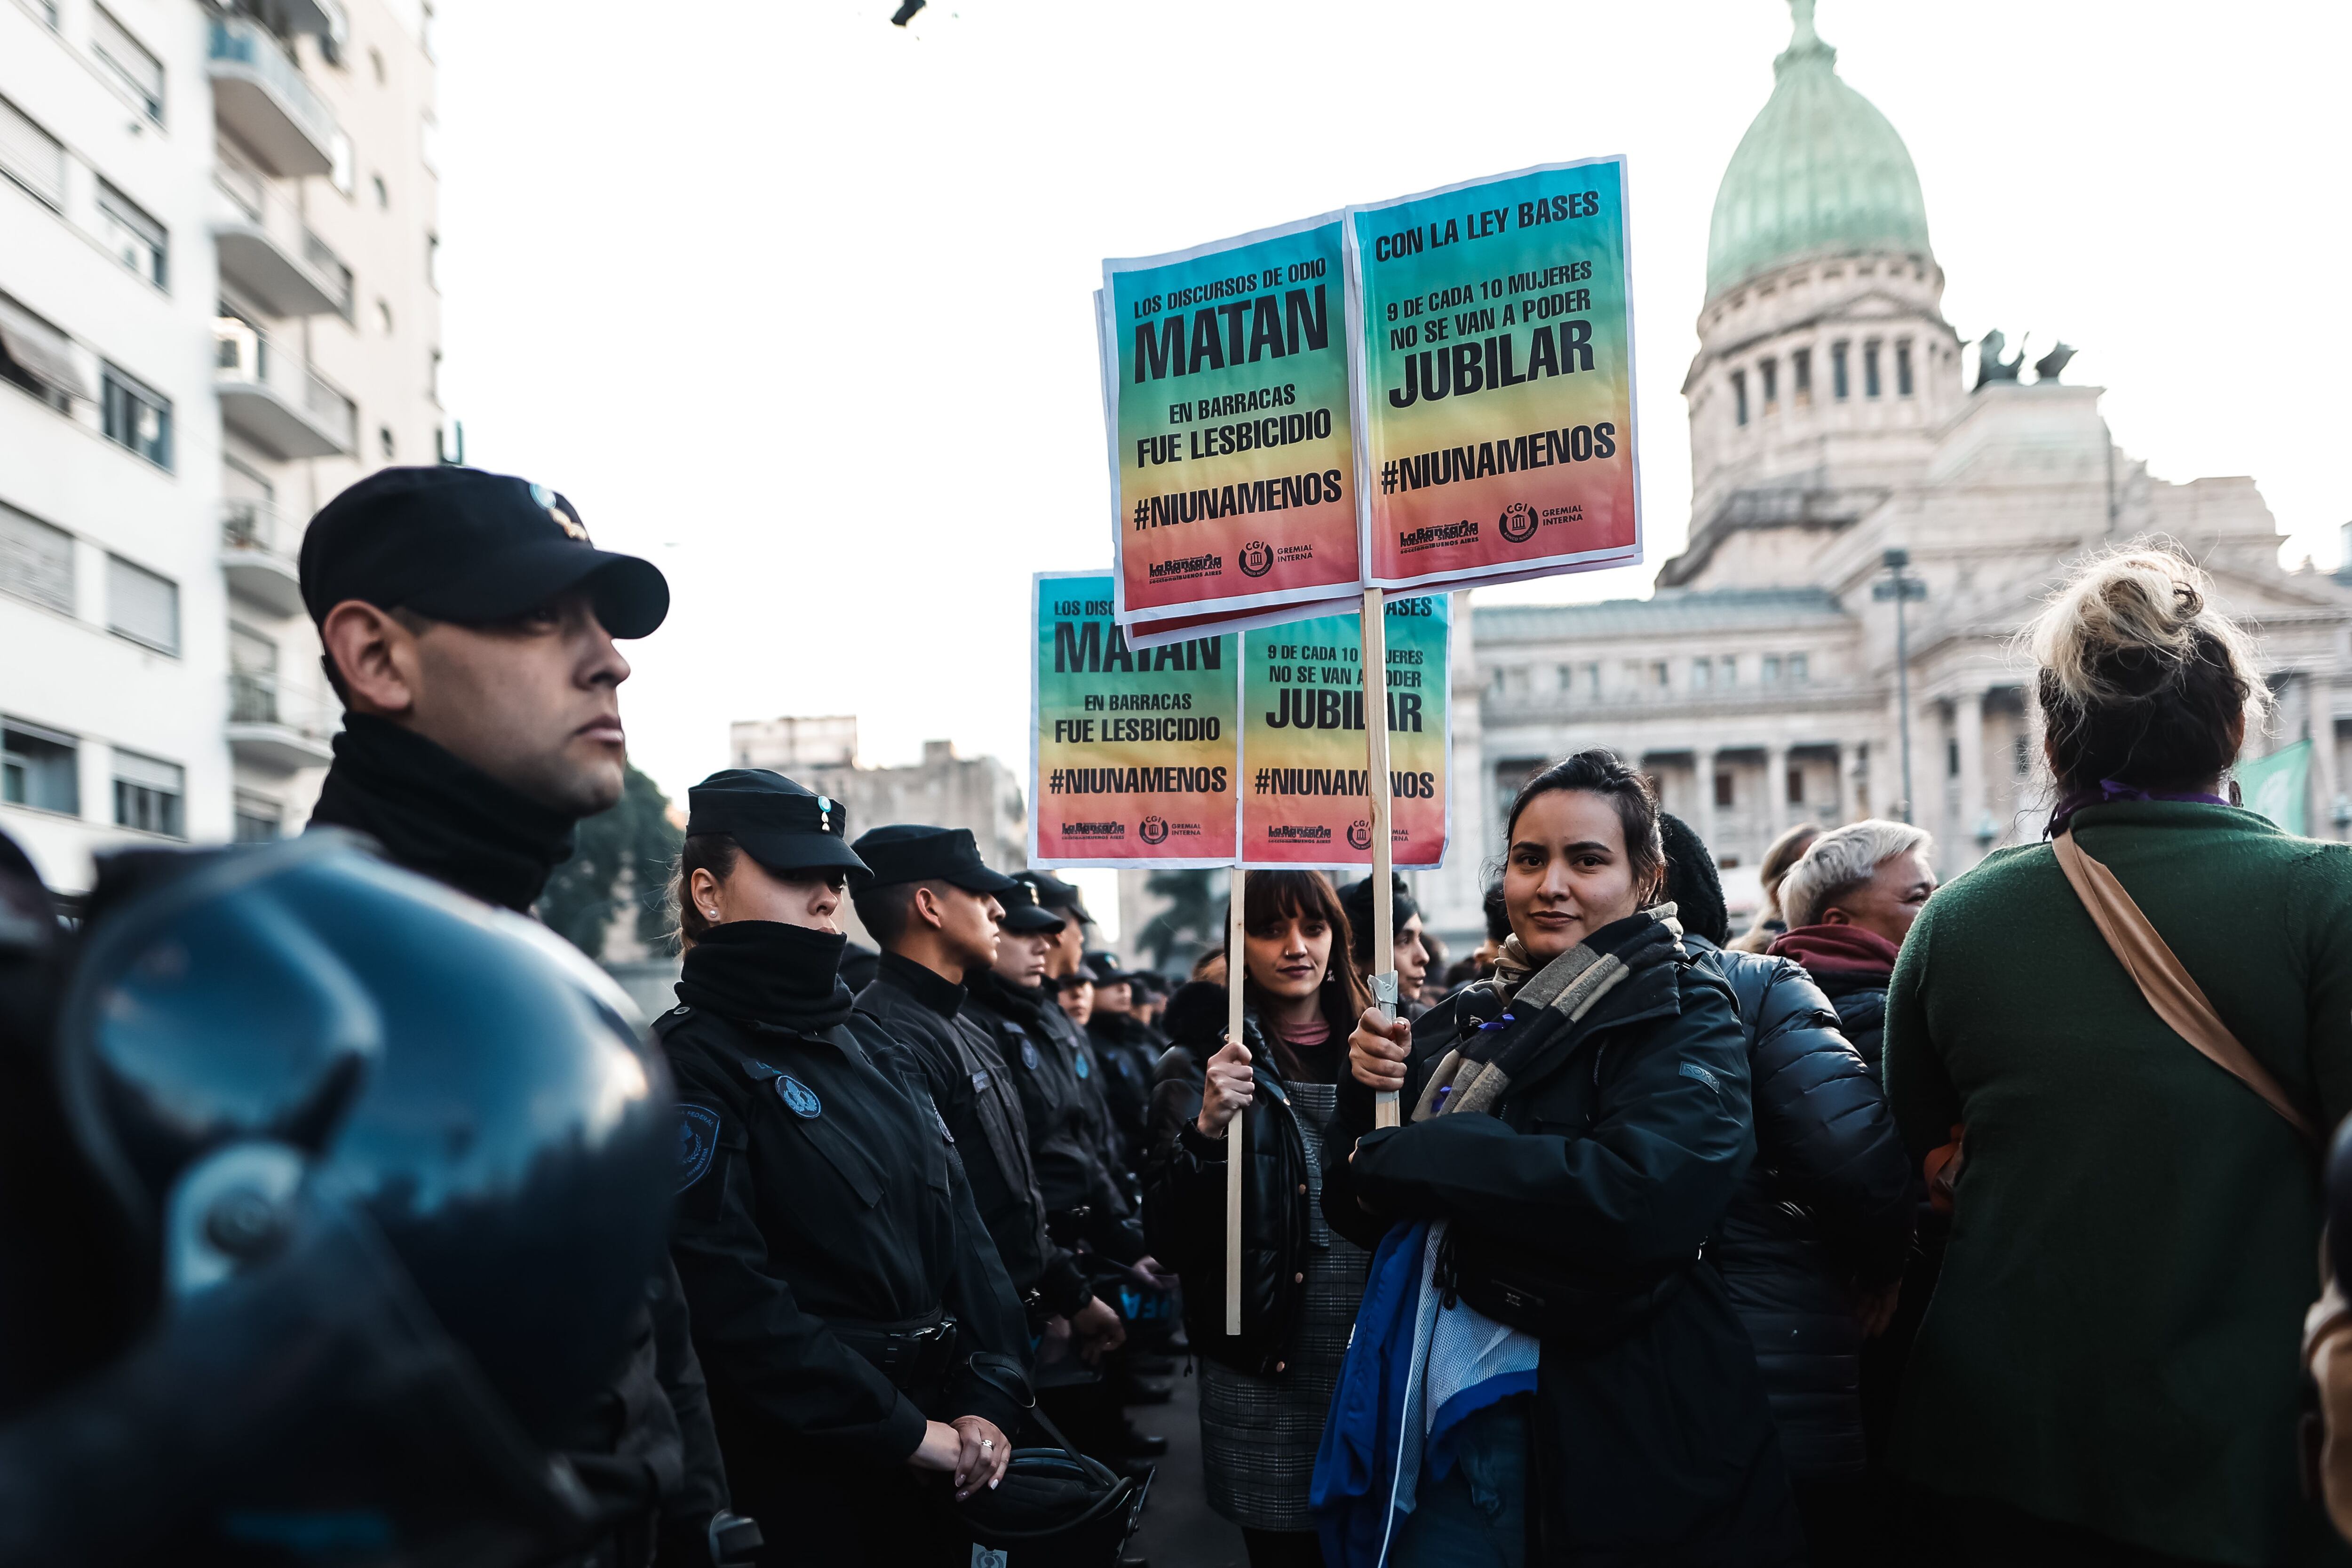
<box><xmin>1241</xmin><ymin>1526</ymin><xmax>1325</xmax><ymax>1567</ymax></box>
<box><xmin>1907</xmin><ymin>1490</ymin><xmax>2231</xmax><ymax>1568</ymax></box>
<box><xmin>1791</xmin><ymin>1476</ymin><xmax>1875</xmax><ymax>1568</ymax></box>
<box><xmin>731</xmin><ymin>1452</ymin><xmax>967</xmax><ymax>1568</ymax></box>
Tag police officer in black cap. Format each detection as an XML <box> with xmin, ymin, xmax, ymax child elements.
<box><xmin>847</xmin><ymin>828</ymin><xmax>1127</xmax><ymax>1367</ymax></box>
<box><xmin>962</xmin><ymin>882</ymin><xmax>1151</xmax><ymax>1287</ymax></box>
<box><xmin>296</xmin><ymin>466</ymin><xmax>734</xmax><ymax>1566</ymax></box>
<box><xmin>659</xmin><ymin>774</ymin><xmax>1026</xmax><ymax>1568</ymax></box>
<box><xmin>1016</xmin><ymin>872</ymin><xmax>1130</xmax><ymax>1181</ymax></box>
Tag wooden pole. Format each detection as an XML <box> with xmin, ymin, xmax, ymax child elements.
<box><xmin>1224</xmin><ymin>869</ymin><xmax>1245</xmax><ymax>1337</ymax></box>
<box><xmin>1363</xmin><ymin>587</ymin><xmax>1401</xmax><ymax>1130</ymax></box>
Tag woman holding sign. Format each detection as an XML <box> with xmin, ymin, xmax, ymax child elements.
<box><xmin>1142</xmin><ymin>870</ymin><xmax>1372</xmax><ymax>1567</ymax></box>
<box><xmin>1320</xmin><ymin>750</ymin><xmax>1802</xmax><ymax>1566</ymax></box>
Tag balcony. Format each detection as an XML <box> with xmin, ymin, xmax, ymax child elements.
<box><xmin>216</xmin><ymin>319</ymin><xmax>355</xmax><ymax>459</ymax></box>
<box><xmin>213</xmin><ymin>169</ymin><xmax>351</xmax><ymax>318</ymax></box>
<box><xmin>207</xmin><ymin>14</ymin><xmax>338</xmax><ymax>178</ymax></box>
<box><xmin>227</xmin><ymin>672</ymin><xmax>336</xmax><ymax>773</ymax></box>
<box><xmin>221</xmin><ymin>499</ymin><xmax>305</xmax><ymax>616</ymax></box>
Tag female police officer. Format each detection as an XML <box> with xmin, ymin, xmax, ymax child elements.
<box><xmin>658</xmin><ymin>769</ymin><xmax>1027</xmax><ymax>1566</ymax></box>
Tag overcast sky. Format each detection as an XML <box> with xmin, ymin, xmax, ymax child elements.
<box><xmin>434</xmin><ymin>0</ymin><xmax>2351</xmax><ymax>811</ymax></box>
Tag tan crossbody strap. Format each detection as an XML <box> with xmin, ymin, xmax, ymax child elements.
<box><xmin>2053</xmin><ymin>830</ymin><xmax>2318</xmax><ymax>1145</ymax></box>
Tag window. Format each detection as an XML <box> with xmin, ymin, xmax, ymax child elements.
<box><xmin>1713</xmin><ymin>771</ymin><xmax>1735</xmax><ymax>810</ymax></box>
<box><xmin>376</xmin><ymin>298</ymin><xmax>393</xmax><ymax>335</ymax></box>
<box><xmin>1760</xmin><ymin>357</ymin><xmax>1778</xmax><ymax>410</ymax></box>
<box><xmin>2</xmin><ymin>719</ymin><xmax>77</xmax><ymax>815</ymax></box>
<box><xmin>1556</xmin><ymin>663</ymin><xmax>1577</xmax><ymax>697</ymax></box>
<box><xmin>1691</xmin><ymin>658</ymin><xmax>1712</xmax><ymax>691</ymax></box>
<box><xmin>101</xmin><ymin>366</ymin><xmax>171</xmax><ymax>468</ymax></box>
<box><xmin>427</xmin><ymin>232</ymin><xmax>441</xmax><ymax>290</ymax></box>
<box><xmin>430</xmin><ymin>346</ymin><xmax>442</xmax><ymax>403</ymax></box>
<box><xmin>0</xmin><ymin>93</ymin><xmax>64</xmax><ymax>209</ymax></box>
<box><xmin>372</xmin><ymin>173</ymin><xmax>388</xmax><ymax>209</ymax></box>
<box><xmin>1947</xmin><ymin>738</ymin><xmax>1961</xmax><ymax>778</ymax></box>
<box><xmin>1864</xmin><ymin>340</ymin><xmax>1883</xmax><ymax>398</ymax></box>
<box><xmin>329</xmin><ymin>131</ymin><xmax>354</xmax><ymax>195</ymax></box>
<box><xmin>1731</xmin><ymin>369</ymin><xmax>1748</xmax><ymax>426</ymax></box>
<box><xmin>1762</xmin><ymin>654</ymin><xmax>1782</xmax><ymax>685</ymax></box>
<box><xmin>92</xmin><ymin>7</ymin><xmax>164</xmax><ymax>124</ymax></box>
<box><xmin>0</xmin><ymin>501</ymin><xmax>72</xmax><ymax>613</ymax></box>
<box><xmin>106</xmin><ymin>553</ymin><xmax>177</xmax><ymax>652</ymax></box>
<box><xmin>1897</xmin><ymin>339</ymin><xmax>1915</xmax><ymax>397</ymax></box>
<box><xmin>1788</xmin><ymin>653</ymin><xmax>1809</xmax><ymax>683</ymax></box>
<box><xmin>112</xmin><ymin>748</ymin><xmax>183</xmax><ymax>838</ymax></box>
<box><xmin>1502</xmin><ymin>666</ymin><xmax>1529</xmax><ymax>698</ymax></box>
<box><xmin>1586</xmin><ymin>663</ymin><xmax>1601</xmax><ymax>701</ymax></box>
<box><xmin>1792</xmin><ymin>347</ymin><xmax>1811</xmax><ymax>406</ymax></box>
<box><xmin>97</xmin><ymin>182</ymin><xmax>167</xmax><ymax>288</ymax></box>
<box><xmin>1787</xmin><ymin>766</ymin><xmax>1805</xmax><ymax>806</ymax></box>
<box><xmin>0</xmin><ymin>293</ymin><xmax>84</xmax><ymax>410</ymax></box>
<box><xmin>1652</xmin><ymin>661</ymin><xmax>1669</xmax><ymax>689</ymax></box>
<box><xmin>233</xmin><ymin>791</ymin><xmax>282</xmax><ymax>843</ymax></box>
<box><xmin>379</xmin><ymin>424</ymin><xmax>395</xmax><ymax>459</ymax></box>
<box><xmin>1831</xmin><ymin>340</ymin><xmax>1850</xmax><ymax>400</ymax></box>
<box><xmin>1719</xmin><ymin>655</ymin><xmax>1738</xmax><ymax>686</ymax></box>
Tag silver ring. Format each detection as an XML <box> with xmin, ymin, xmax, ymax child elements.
<box><xmin>980</xmin><ymin>1439</ymin><xmax>994</xmax><ymax>1449</ymax></box>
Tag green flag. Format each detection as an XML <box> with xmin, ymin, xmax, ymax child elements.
<box><xmin>2237</xmin><ymin>740</ymin><xmax>2311</xmax><ymax>836</ymax></box>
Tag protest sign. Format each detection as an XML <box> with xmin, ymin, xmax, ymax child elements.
<box><xmin>1346</xmin><ymin>155</ymin><xmax>1641</xmax><ymax>593</ymax></box>
<box><xmin>2238</xmin><ymin>740</ymin><xmax>2310</xmax><ymax>836</ymax></box>
<box><xmin>1029</xmin><ymin>572</ymin><xmax>1240</xmax><ymax>868</ymax></box>
<box><xmin>1239</xmin><ymin>594</ymin><xmax>1449</xmax><ymax>869</ymax></box>
<box><xmin>1100</xmin><ymin>214</ymin><xmax>1365</xmax><ymax>637</ymax></box>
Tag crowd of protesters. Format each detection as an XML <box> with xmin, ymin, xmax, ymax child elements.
<box><xmin>9</xmin><ymin>464</ymin><xmax>2352</xmax><ymax>1568</ymax></box>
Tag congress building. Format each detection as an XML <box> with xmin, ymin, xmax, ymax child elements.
<box><xmin>1414</xmin><ymin>1</ymin><xmax>2352</xmax><ymax>954</ymax></box>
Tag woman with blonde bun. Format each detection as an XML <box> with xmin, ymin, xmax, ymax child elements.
<box><xmin>1730</xmin><ymin>821</ymin><xmax>1821</xmax><ymax>953</ymax></box>
<box><xmin>1883</xmin><ymin>547</ymin><xmax>2352</xmax><ymax>1564</ymax></box>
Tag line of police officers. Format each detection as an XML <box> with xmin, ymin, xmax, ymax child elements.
<box><xmin>266</xmin><ymin>466</ymin><xmax>1172</xmax><ymax>1566</ymax></box>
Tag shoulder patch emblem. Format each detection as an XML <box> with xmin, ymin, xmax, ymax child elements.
<box><xmin>1020</xmin><ymin>1039</ymin><xmax>1041</xmax><ymax>1070</ymax></box>
<box><xmin>1074</xmin><ymin>1051</ymin><xmax>1091</xmax><ymax>1079</ymax></box>
<box><xmin>1678</xmin><ymin>1061</ymin><xmax>1722</xmax><ymax>1096</ymax></box>
<box><xmin>777</xmin><ymin>1075</ymin><xmax>822</xmax><ymax>1119</ymax></box>
<box><xmin>970</xmin><ymin>1068</ymin><xmax>991</xmax><ymax>1093</ymax></box>
<box><xmin>677</xmin><ymin>1103</ymin><xmax>721</xmax><ymax>1192</ymax></box>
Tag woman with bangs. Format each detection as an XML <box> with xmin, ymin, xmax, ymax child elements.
<box><xmin>1143</xmin><ymin>869</ymin><xmax>1372</xmax><ymax>1566</ymax></box>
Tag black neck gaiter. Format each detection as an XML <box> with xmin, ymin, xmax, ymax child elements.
<box><xmin>307</xmin><ymin>714</ymin><xmax>578</xmax><ymax>913</ymax></box>
<box><xmin>969</xmin><ymin>966</ymin><xmax>1053</xmax><ymax>1028</ymax></box>
<box><xmin>676</xmin><ymin>922</ymin><xmax>855</xmax><ymax>1034</ymax></box>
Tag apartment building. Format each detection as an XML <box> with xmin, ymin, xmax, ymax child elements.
<box><xmin>0</xmin><ymin>0</ymin><xmax>441</xmax><ymax>891</ymax></box>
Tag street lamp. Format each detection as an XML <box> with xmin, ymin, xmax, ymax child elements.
<box><xmin>1872</xmin><ymin>548</ymin><xmax>1928</xmax><ymax>824</ymax></box>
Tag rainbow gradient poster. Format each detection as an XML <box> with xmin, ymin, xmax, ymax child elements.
<box><xmin>1099</xmin><ymin>213</ymin><xmax>1365</xmax><ymax>640</ymax></box>
<box><xmin>1030</xmin><ymin>572</ymin><xmax>1241</xmax><ymax>868</ymax></box>
<box><xmin>1239</xmin><ymin>595</ymin><xmax>1449</xmax><ymax>869</ymax></box>
<box><xmin>1346</xmin><ymin>156</ymin><xmax>1641</xmax><ymax>593</ymax></box>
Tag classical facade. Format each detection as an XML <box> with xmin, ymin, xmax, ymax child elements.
<box><xmin>1415</xmin><ymin>0</ymin><xmax>2352</xmax><ymax>954</ymax></box>
<box><xmin>1</xmin><ymin>0</ymin><xmax>444</xmax><ymax>891</ymax></box>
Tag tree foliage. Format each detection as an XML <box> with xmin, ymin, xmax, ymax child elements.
<box><xmin>537</xmin><ymin>764</ymin><xmax>684</xmax><ymax>960</ymax></box>
<box><xmin>1134</xmin><ymin>867</ymin><xmax>1223</xmax><ymax>975</ymax></box>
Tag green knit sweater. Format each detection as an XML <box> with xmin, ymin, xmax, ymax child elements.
<box><xmin>1885</xmin><ymin>800</ymin><xmax>2352</xmax><ymax>1565</ymax></box>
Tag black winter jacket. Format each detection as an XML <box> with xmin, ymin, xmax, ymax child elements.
<box><xmin>1139</xmin><ymin>993</ymin><xmax>1318</xmax><ymax>1376</ymax></box>
<box><xmin>1321</xmin><ymin>915</ymin><xmax>1804</xmax><ymax>1567</ymax></box>
<box><xmin>1693</xmin><ymin>937</ymin><xmax>1912</xmax><ymax>1483</ymax></box>
<box><xmin>855</xmin><ymin>956</ymin><xmax>1089</xmax><ymax>1321</ymax></box>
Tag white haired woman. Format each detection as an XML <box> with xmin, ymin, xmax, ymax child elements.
<box><xmin>1880</xmin><ymin>548</ymin><xmax>2352</xmax><ymax>1564</ymax></box>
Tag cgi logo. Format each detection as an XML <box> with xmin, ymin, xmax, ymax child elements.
<box><xmin>1498</xmin><ymin>502</ymin><xmax>1538</xmax><ymax>545</ymax></box>
<box><xmin>1139</xmin><ymin>815</ymin><xmax>1170</xmax><ymax>845</ymax></box>
<box><xmin>1347</xmin><ymin>820</ymin><xmax>1373</xmax><ymax>850</ymax></box>
<box><xmin>1239</xmin><ymin>540</ymin><xmax>1274</xmax><ymax>579</ymax></box>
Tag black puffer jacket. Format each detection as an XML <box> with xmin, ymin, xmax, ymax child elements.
<box><xmin>1139</xmin><ymin>984</ymin><xmax>1314</xmax><ymax>1377</ymax></box>
<box><xmin>1692</xmin><ymin>936</ymin><xmax>1912</xmax><ymax>1483</ymax></box>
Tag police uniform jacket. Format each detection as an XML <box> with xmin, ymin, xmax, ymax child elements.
<box><xmin>856</xmin><ymin>954</ymin><xmax>1090</xmax><ymax>1321</ymax></box>
<box><xmin>660</xmin><ymin>923</ymin><xmax>1027</xmax><ymax>1472</ymax></box>
<box><xmin>964</xmin><ymin>968</ymin><xmax>1148</xmax><ymax>1266</ymax></box>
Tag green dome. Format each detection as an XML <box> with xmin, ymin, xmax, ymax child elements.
<box><xmin>1705</xmin><ymin>0</ymin><xmax>1932</xmax><ymax>300</ymax></box>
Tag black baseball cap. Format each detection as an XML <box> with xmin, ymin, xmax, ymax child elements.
<box><xmin>301</xmin><ymin>466</ymin><xmax>670</xmax><ymax>638</ymax></box>
<box><xmin>997</xmin><ymin>879</ymin><xmax>1066</xmax><ymax>935</ymax></box>
<box><xmin>852</xmin><ymin>826</ymin><xmax>1020</xmax><ymax>896</ymax></box>
<box><xmin>1083</xmin><ymin>950</ymin><xmax>1136</xmax><ymax>987</ymax></box>
<box><xmin>685</xmin><ymin>769</ymin><xmax>867</xmax><ymax>880</ymax></box>
<box><xmin>1017</xmin><ymin>870</ymin><xmax>1095</xmax><ymax>926</ymax></box>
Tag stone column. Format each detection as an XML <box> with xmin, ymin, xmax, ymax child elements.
<box><xmin>2313</xmin><ymin>674</ymin><xmax>2343</xmax><ymax>840</ymax></box>
<box><xmin>1764</xmin><ymin>744</ymin><xmax>1789</xmax><ymax>838</ymax></box>
<box><xmin>1694</xmin><ymin>747</ymin><xmax>1719</xmax><ymax>855</ymax></box>
<box><xmin>1954</xmin><ymin>689</ymin><xmax>1988</xmax><ymax>865</ymax></box>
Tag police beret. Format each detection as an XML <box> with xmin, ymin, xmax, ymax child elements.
<box><xmin>301</xmin><ymin>465</ymin><xmax>669</xmax><ymax>638</ymax></box>
<box><xmin>686</xmin><ymin>769</ymin><xmax>867</xmax><ymax>880</ymax></box>
<box><xmin>851</xmin><ymin>826</ymin><xmax>1019</xmax><ymax>895</ymax></box>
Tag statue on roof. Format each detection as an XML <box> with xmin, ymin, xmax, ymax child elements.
<box><xmin>1976</xmin><ymin>330</ymin><xmax>2025</xmax><ymax>389</ymax></box>
<box><xmin>2033</xmin><ymin>342</ymin><xmax>2077</xmax><ymax>383</ymax></box>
